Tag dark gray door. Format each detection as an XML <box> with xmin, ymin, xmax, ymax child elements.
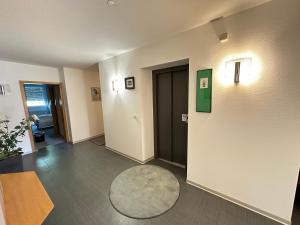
<box><xmin>157</xmin><ymin>72</ymin><xmax>172</xmax><ymax>161</ymax></box>
<box><xmin>154</xmin><ymin>65</ymin><xmax>188</xmax><ymax>166</ymax></box>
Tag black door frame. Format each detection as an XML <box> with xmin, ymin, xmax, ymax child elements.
<box><xmin>152</xmin><ymin>64</ymin><xmax>189</xmax><ymax>163</ymax></box>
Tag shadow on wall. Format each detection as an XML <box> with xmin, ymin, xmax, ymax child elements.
<box><xmin>292</xmin><ymin>171</ymin><xmax>300</xmax><ymax>224</ymax></box>
<box><xmin>296</xmin><ymin>171</ymin><xmax>300</xmax><ymax>203</ymax></box>
<box><xmin>84</xmin><ymin>68</ymin><xmax>104</xmax><ymax>138</ymax></box>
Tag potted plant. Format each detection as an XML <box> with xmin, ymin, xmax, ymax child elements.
<box><xmin>0</xmin><ymin>113</ymin><xmax>31</xmax><ymax>173</ymax></box>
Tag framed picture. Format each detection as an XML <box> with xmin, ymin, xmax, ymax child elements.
<box><xmin>125</xmin><ymin>77</ymin><xmax>135</xmax><ymax>90</ymax></box>
<box><xmin>91</xmin><ymin>87</ymin><xmax>101</xmax><ymax>101</ymax></box>
<box><xmin>196</xmin><ymin>69</ymin><xmax>212</xmax><ymax>113</ymax></box>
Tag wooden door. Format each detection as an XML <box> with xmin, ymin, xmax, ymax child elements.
<box><xmin>48</xmin><ymin>84</ymin><xmax>66</xmax><ymax>139</ymax></box>
<box><xmin>53</xmin><ymin>85</ymin><xmax>66</xmax><ymax>139</ymax></box>
<box><xmin>48</xmin><ymin>85</ymin><xmax>59</xmax><ymax>135</ymax></box>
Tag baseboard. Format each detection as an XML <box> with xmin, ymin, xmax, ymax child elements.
<box><xmin>105</xmin><ymin>146</ymin><xmax>154</xmax><ymax>165</ymax></box>
<box><xmin>186</xmin><ymin>180</ymin><xmax>291</xmax><ymax>225</ymax></box>
<box><xmin>72</xmin><ymin>133</ymin><xmax>105</xmax><ymax>144</ymax></box>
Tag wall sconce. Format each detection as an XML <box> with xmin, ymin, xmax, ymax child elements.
<box><xmin>0</xmin><ymin>84</ymin><xmax>11</xmax><ymax>95</ymax></box>
<box><xmin>225</xmin><ymin>58</ymin><xmax>252</xmax><ymax>84</ymax></box>
<box><xmin>234</xmin><ymin>61</ymin><xmax>241</xmax><ymax>84</ymax></box>
<box><xmin>112</xmin><ymin>77</ymin><xmax>120</xmax><ymax>93</ymax></box>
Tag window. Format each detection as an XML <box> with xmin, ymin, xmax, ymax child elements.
<box><xmin>27</xmin><ymin>100</ymin><xmax>47</xmax><ymax>107</ymax></box>
<box><xmin>24</xmin><ymin>84</ymin><xmax>49</xmax><ymax>107</ymax></box>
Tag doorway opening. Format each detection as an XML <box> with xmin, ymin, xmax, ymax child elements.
<box><xmin>152</xmin><ymin>65</ymin><xmax>189</xmax><ymax>169</ymax></box>
<box><xmin>292</xmin><ymin>170</ymin><xmax>300</xmax><ymax>223</ymax></box>
<box><xmin>20</xmin><ymin>81</ymin><xmax>69</xmax><ymax>151</ymax></box>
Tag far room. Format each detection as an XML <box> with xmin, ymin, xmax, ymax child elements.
<box><xmin>22</xmin><ymin>82</ymin><xmax>67</xmax><ymax>150</ymax></box>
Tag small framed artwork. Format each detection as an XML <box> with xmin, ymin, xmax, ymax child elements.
<box><xmin>91</xmin><ymin>87</ymin><xmax>101</xmax><ymax>101</ymax></box>
<box><xmin>125</xmin><ymin>77</ymin><xmax>135</xmax><ymax>90</ymax></box>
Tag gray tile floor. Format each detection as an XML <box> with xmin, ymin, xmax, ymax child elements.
<box><xmin>7</xmin><ymin>141</ymin><xmax>298</xmax><ymax>225</ymax></box>
<box><xmin>90</xmin><ymin>135</ymin><xmax>105</xmax><ymax>146</ymax></box>
<box><xmin>35</xmin><ymin>128</ymin><xmax>65</xmax><ymax>150</ymax></box>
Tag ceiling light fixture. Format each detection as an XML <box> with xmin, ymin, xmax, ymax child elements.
<box><xmin>107</xmin><ymin>0</ymin><xmax>116</xmax><ymax>6</ymax></box>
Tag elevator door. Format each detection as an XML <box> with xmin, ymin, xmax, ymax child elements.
<box><xmin>154</xmin><ymin>65</ymin><xmax>188</xmax><ymax>166</ymax></box>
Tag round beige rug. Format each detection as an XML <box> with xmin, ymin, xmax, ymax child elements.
<box><xmin>109</xmin><ymin>165</ymin><xmax>180</xmax><ymax>219</ymax></box>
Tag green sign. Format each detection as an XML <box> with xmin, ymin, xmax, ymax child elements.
<box><xmin>196</xmin><ymin>69</ymin><xmax>212</xmax><ymax>113</ymax></box>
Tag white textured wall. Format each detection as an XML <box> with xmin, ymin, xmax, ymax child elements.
<box><xmin>99</xmin><ymin>59</ymin><xmax>143</xmax><ymax>160</ymax></box>
<box><xmin>99</xmin><ymin>0</ymin><xmax>300</xmax><ymax>223</ymax></box>
<box><xmin>0</xmin><ymin>60</ymin><xmax>62</xmax><ymax>154</ymax></box>
<box><xmin>63</xmin><ymin>68</ymin><xmax>104</xmax><ymax>143</ymax></box>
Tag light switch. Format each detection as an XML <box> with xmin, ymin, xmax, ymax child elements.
<box><xmin>182</xmin><ymin>114</ymin><xmax>188</xmax><ymax>123</ymax></box>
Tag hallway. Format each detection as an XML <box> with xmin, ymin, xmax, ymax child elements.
<box><xmin>11</xmin><ymin>141</ymin><xmax>284</xmax><ymax>225</ymax></box>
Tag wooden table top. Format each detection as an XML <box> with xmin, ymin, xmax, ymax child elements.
<box><xmin>0</xmin><ymin>171</ymin><xmax>54</xmax><ymax>225</ymax></box>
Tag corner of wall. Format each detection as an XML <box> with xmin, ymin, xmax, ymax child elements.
<box><xmin>59</xmin><ymin>67</ymin><xmax>73</xmax><ymax>143</ymax></box>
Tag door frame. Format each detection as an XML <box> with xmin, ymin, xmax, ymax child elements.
<box><xmin>152</xmin><ymin>65</ymin><xmax>189</xmax><ymax>163</ymax></box>
<box><xmin>19</xmin><ymin>80</ymin><xmax>71</xmax><ymax>152</ymax></box>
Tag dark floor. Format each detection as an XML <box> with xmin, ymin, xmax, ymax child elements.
<box><xmin>5</xmin><ymin>141</ymin><xmax>298</xmax><ymax>225</ymax></box>
<box><xmin>34</xmin><ymin>127</ymin><xmax>65</xmax><ymax>150</ymax></box>
<box><xmin>90</xmin><ymin>135</ymin><xmax>105</xmax><ymax>146</ymax></box>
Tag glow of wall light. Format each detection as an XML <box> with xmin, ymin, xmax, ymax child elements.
<box><xmin>238</xmin><ymin>58</ymin><xmax>254</xmax><ymax>85</ymax></box>
<box><xmin>111</xmin><ymin>76</ymin><xmax>122</xmax><ymax>93</ymax></box>
<box><xmin>219</xmin><ymin>52</ymin><xmax>262</xmax><ymax>87</ymax></box>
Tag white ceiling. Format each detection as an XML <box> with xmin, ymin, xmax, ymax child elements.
<box><xmin>0</xmin><ymin>0</ymin><xmax>270</xmax><ymax>69</ymax></box>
